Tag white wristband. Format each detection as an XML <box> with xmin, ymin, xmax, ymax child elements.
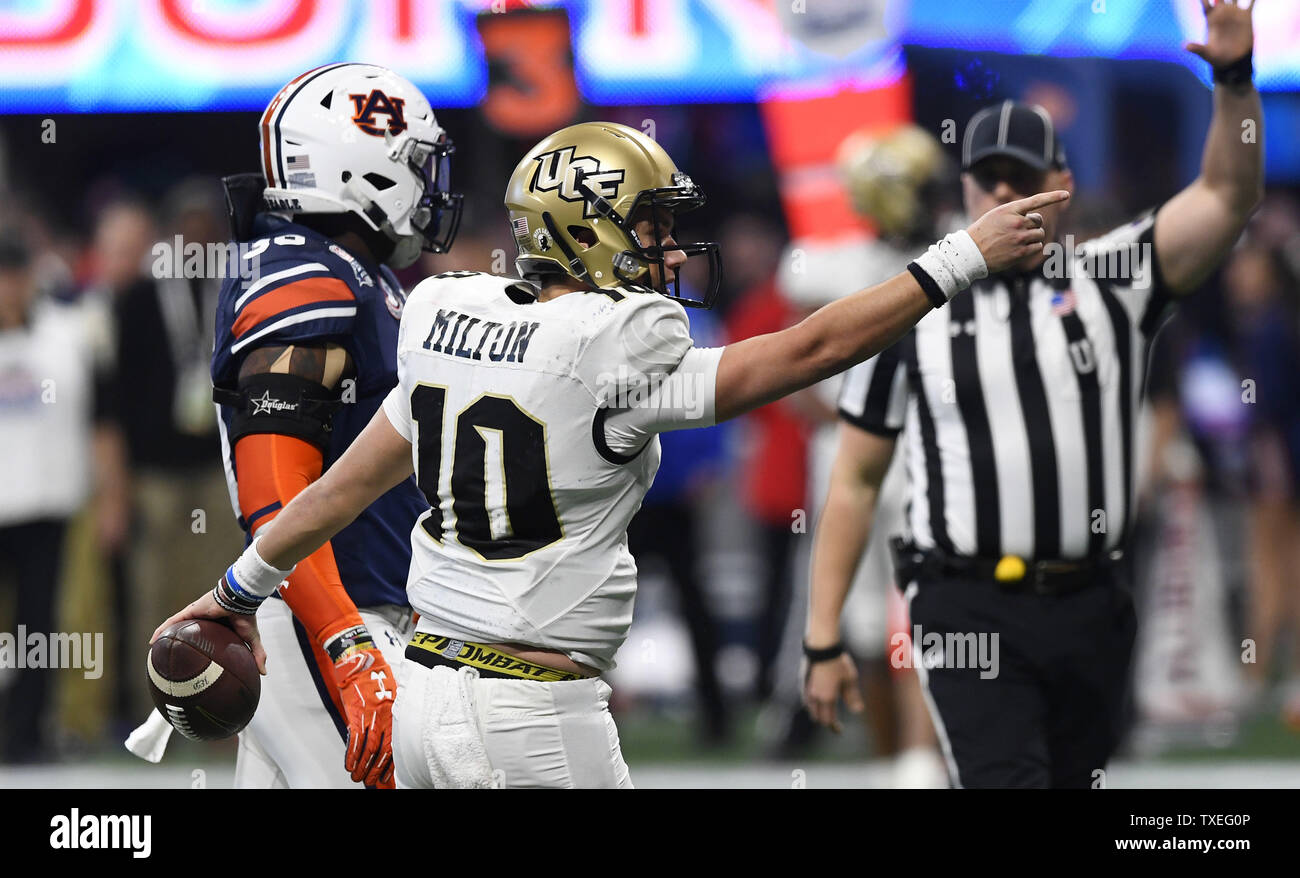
<box><xmin>913</xmin><ymin>230</ymin><xmax>988</xmax><ymax>302</ymax></box>
<box><xmin>229</xmin><ymin>537</ymin><xmax>295</xmax><ymax>599</ymax></box>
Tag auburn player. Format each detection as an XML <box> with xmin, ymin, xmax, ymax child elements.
<box><xmin>206</xmin><ymin>63</ymin><xmax>461</xmax><ymax>787</ymax></box>
<box><xmin>158</xmin><ymin>121</ymin><xmax>1062</xmax><ymax>787</ymax></box>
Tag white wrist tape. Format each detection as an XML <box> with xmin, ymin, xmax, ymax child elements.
<box><xmin>912</xmin><ymin>230</ymin><xmax>988</xmax><ymax>303</ymax></box>
<box><xmin>229</xmin><ymin>537</ymin><xmax>295</xmax><ymax>599</ymax></box>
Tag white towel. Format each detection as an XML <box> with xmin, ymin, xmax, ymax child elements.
<box><xmin>423</xmin><ymin>666</ymin><xmax>494</xmax><ymax>789</ymax></box>
<box><xmin>125</xmin><ymin>709</ymin><xmax>174</xmax><ymax>763</ymax></box>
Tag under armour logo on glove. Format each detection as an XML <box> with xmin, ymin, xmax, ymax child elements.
<box><xmin>371</xmin><ymin>669</ymin><xmax>393</xmax><ymax>701</ymax></box>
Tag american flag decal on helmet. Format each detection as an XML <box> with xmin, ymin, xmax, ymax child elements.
<box><xmin>512</xmin><ymin>217</ymin><xmax>529</xmax><ymax>239</ymax></box>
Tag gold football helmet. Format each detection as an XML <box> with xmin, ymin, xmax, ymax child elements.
<box><xmin>505</xmin><ymin>121</ymin><xmax>722</xmax><ymax>308</ymax></box>
<box><xmin>838</xmin><ymin>123</ymin><xmax>950</xmax><ymax>239</ymax></box>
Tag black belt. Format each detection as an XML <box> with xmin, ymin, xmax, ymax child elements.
<box><xmin>890</xmin><ymin>537</ymin><xmax>1121</xmax><ymax>596</ymax></box>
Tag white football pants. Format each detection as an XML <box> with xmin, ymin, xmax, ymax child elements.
<box><xmin>393</xmin><ymin>657</ymin><xmax>633</xmax><ymax>789</ymax></box>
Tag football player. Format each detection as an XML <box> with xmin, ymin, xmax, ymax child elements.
<box><xmin>201</xmin><ymin>63</ymin><xmax>460</xmax><ymax>788</ymax></box>
<box><xmin>156</xmin><ymin>121</ymin><xmax>1062</xmax><ymax>787</ymax></box>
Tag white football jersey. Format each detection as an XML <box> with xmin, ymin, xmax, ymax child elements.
<box><xmin>382</xmin><ymin>271</ymin><xmax>723</xmax><ymax>670</ymax></box>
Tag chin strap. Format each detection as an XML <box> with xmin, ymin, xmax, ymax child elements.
<box><xmin>542</xmin><ymin>211</ymin><xmax>591</xmax><ymax>282</ymax></box>
<box><xmin>385</xmin><ymin>232</ymin><xmax>422</xmax><ymax>269</ymax></box>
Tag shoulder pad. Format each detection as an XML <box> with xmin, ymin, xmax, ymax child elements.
<box><xmin>592</xmin><ymin>291</ymin><xmax>692</xmax><ymax>374</ymax></box>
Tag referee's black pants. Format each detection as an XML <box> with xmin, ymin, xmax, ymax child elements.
<box><xmin>906</xmin><ymin>568</ymin><xmax>1137</xmax><ymax>789</ymax></box>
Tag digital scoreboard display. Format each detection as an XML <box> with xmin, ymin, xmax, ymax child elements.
<box><xmin>0</xmin><ymin>0</ymin><xmax>1294</xmax><ymax>114</ymax></box>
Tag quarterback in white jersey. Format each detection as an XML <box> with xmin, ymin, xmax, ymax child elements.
<box><xmin>383</xmin><ymin>269</ymin><xmax>721</xmax><ymax>674</ymax></box>
<box><xmin>156</xmin><ymin>120</ymin><xmax>1068</xmax><ymax>787</ymax></box>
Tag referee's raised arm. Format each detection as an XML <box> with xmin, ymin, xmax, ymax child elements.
<box><xmin>1153</xmin><ymin>0</ymin><xmax>1264</xmax><ymax>294</ymax></box>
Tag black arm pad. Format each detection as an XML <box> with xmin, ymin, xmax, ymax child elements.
<box><xmin>213</xmin><ymin>371</ymin><xmax>343</xmax><ymax>451</ymax></box>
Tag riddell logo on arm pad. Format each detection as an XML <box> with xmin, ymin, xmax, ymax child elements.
<box><xmin>49</xmin><ymin>809</ymin><xmax>151</xmax><ymax>858</ymax></box>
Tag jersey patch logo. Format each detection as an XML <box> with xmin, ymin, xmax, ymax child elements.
<box><xmin>349</xmin><ymin>90</ymin><xmax>408</xmax><ymax>137</ymax></box>
<box><xmin>529</xmin><ymin>146</ymin><xmax>625</xmax><ymax>217</ymax></box>
<box><xmin>328</xmin><ymin>243</ymin><xmax>374</xmax><ymax>288</ymax></box>
<box><xmin>379</xmin><ymin>273</ymin><xmax>406</xmax><ymax>320</ymax></box>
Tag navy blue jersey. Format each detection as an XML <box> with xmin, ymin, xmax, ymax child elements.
<box><xmin>212</xmin><ymin>214</ymin><xmax>423</xmax><ymax>608</ymax></box>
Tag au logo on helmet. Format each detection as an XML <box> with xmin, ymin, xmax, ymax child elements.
<box><xmin>529</xmin><ymin>146</ymin><xmax>625</xmax><ymax>217</ymax></box>
<box><xmin>349</xmin><ymin>90</ymin><xmax>408</xmax><ymax>137</ymax></box>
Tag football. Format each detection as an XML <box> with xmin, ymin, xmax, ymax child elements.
<box><xmin>147</xmin><ymin>619</ymin><xmax>261</xmax><ymax>741</ymax></box>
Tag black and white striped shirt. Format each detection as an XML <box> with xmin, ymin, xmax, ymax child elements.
<box><xmin>839</xmin><ymin>209</ymin><xmax>1174</xmax><ymax>561</ymax></box>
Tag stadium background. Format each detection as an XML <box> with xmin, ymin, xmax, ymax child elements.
<box><xmin>1</xmin><ymin>0</ymin><xmax>1298</xmax><ymax>788</ymax></box>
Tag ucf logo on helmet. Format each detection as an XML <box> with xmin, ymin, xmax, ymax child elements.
<box><xmin>349</xmin><ymin>90</ymin><xmax>407</xmax><ymax>136</ymax></box>
<box><xmin>529</xmin><ymin>147</ymin><xmax>625</xmax><ymax>217</ymax></box>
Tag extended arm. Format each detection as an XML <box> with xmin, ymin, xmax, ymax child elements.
<box><xmin>714</xmin><ymin>189</ymin><xmax>1069</xmax><ymax>422</ymax></box>
<box><xmin>152</xmin><ymin>398</ymin><xmax>413</xmax><ymax>643</ymax></box>
<box><xmin>1155</xmin><ymin>0</ymin><xmax>1264</xmax><ymax>295</ymax></box>
<box><xmin>254</xmin><ymin>404</ymin><xmax>414</xmax><ymax>570</ymax></box>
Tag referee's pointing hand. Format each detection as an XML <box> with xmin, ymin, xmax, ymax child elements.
<box><xmin>966</xmin><ymin>189</ymin><xmax>1070</xmax><ymax>275</ymax></box>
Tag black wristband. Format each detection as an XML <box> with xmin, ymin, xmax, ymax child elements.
<box><xmin>907</xmin><ymin>261</ymin><xmax>948</xmax><ymax>310</ymax></box>
<box><xmin>802</xmin><ymin>640</ymin><xmax>845</xmax><ymax>663</ymax></box>
<box><xmin>212</xmin><ymin>577</ymin><xmax>264</xmax><ymax>616</ymax></box>
<box><xmin>1213</xmin><ymin>50</ymin><xmax>1253</xmax><ymax>88</ymax></box>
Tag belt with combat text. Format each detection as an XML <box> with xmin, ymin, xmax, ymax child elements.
<box><xmin>405</xmin><ymin>632</ymin><xmax>586</xmax><ymax>682</ymax></box>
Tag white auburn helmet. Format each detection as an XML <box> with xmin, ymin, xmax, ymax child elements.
<box><xmin>258</xmin><ymin>62</ymin><xmax>462</xmax><ymax>267</ymax></box>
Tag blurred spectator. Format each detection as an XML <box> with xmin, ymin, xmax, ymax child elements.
<box><xmin>1223</xmin><ymin>241</ymin><xmax>1300</xmax><ymax>724</ymax></box>
<box><xmin>725</xmin><ymin>276</ymin><xmax>809</xmax><ymax>701</ymax></box>
<box><xmin>79</xmin><ymin>197</ymin><xmax>155</xmax><ymax>731</ymax></box>
<box><xmin>0</xmin><ymin>196</ymin><xmax>78</xmax><ymax>304</ymax></box>
<box><xmin>90</xmin><ymin>200</ymin><xmax>155</xmax><ymax>302</ymax></box>
<box><xmin>626</xmin><ymin>302</ymin><xmax>734</xmax><ymax>746</ymax></box>
<box><xmin>0</xmin><ymin>230</ymin><xmax>122</xmax><ymax>762</ymax></box>
<box><xmin>718</xmin><ymin>214</ymin><xmax>788</xmax><ymax>312</ymax></box>
<box><xmin>94</xmin><ymin>184</ymin><xmax>242</xmax><ymax>722</ymax></box>
<box><xmin>1143</xmin><ymin>224</ymin><xmax>1300</xmax><ymax>734</ymax></box>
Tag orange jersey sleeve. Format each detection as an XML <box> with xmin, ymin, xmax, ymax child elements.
<box><xmin>234</xmin><ymin>433</ymin><xmax>367</xmax><ymax>681</ymax></box>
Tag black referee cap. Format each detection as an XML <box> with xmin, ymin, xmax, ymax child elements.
<box><xmin>961</xmin><ymin>100</ymin><xmax>1067</xmax><ymax>172</ymax></box>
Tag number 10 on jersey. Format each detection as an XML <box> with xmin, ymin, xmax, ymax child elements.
<box><xmin>410</xmin><ymin>384</ymin><xmax>563</xmax><ymax>561</ymax></box>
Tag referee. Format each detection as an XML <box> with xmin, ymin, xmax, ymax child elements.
<box><xmin>802</xmin><ymin>0</ymin><xmax>1263</xmax><ymax>788</ymax></box>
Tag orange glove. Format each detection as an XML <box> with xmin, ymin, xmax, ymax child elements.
<box><xmin>326</xmin><ymin>625</ymin><xmax>397</xmax><ymax>787</ymax></box>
